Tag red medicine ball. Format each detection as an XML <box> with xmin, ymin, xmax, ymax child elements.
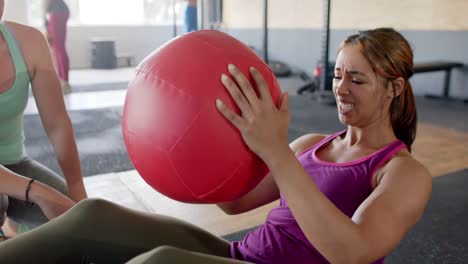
<box><xmin>122</xmin><ymin>30</ymin><xmax>281</xmax><ymax>203</ymax></box>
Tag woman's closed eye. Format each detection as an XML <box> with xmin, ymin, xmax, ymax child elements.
<box><xmin>333</xmin><ymin>76</ymin><xmax>364</xmax><ymax>85</ymax></box>
<box><xmin>351</xmin><ymin>79</ymin><xmax>364</xmax><ymax>85</ymax></box>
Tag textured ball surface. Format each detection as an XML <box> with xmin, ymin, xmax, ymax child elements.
<box><xmin>122</xmin><ymin>30</ymin><xmax>281</xmax><ymax>203</ymax></box>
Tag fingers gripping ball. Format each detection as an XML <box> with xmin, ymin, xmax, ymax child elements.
<box><xmin>122</xmin><ymin>30</ymin><xmax>281</xmax><ymax>203</ymax></box>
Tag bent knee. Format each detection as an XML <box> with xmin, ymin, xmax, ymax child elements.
<box><xmin>60</xmin><ymin>198</ymin><xmax>120</xmax><ymax>224</ymax></box>
<box><xmin>154</xmin><ymin>245</ymin><xmax>180</xmax><ymax>254</ymax></box>
<box><xmin>73</xmin><ymin>198</ymin><xmax>114</xmax><ymax>215</ymax></box>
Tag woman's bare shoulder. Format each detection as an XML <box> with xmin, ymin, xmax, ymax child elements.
<box><xmin>4</xmin><ymin>22</ymin><xmax>49</xmax><ymax>69</ymax></box>
<box><xmin>4</xmin><ymin>21</ymin><xmax>47</xmax><ymax>52</ymax></box>
<box><xmin>384</xmin><ymin>152</ymin><xmax>432</xmax><ymax>185</ymax></box>
<box><xmin>5</xmin><ymin>21</ymin><xmax>43</xmax><ymax>37</ymax></box>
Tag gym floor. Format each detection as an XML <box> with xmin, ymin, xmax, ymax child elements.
<box><xmin>24</xmin><ymin>67</ymin><xmax>468</xmax><ymax>237</ymax></box>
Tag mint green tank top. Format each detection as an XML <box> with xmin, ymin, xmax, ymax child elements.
<box><xmin>0</xmin><ymin>22</ymin><xmax>31</xmax><ymax>165</ymax></box>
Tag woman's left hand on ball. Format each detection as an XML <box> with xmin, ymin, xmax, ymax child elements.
<box><xmin>216</xmin><ymin>64</ymin><xmax>291</xmax><ymax>162</ymax></box>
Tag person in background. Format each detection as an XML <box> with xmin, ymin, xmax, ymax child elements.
<box><xmin>44</xmin><ymin>0</ymin><xmax>71</xmax><ymax>93</ymax></box>
<box><xmin>0</xmin><ymin>0</ymin><xmax>86</xmax><ymax>240</ymax></box>
<box><xmin>184</xmin><ymin>0</ymin><xmax>198</xmax><ymax>33</ymax></box>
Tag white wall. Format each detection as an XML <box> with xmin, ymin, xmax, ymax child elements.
<box><xmin>6</xmin><ymin>0</ymin><xmax>468</xmax><ymax>71</ymax></box>
<box><xmin>223</xmin><ymin>0</ymin><xmax>468</xmax><ymax>30</ymax></box>
<box><xmin>3</xmin><ymin>0</ymin><xmax>180</xmax><ymax>69</ymax></box>
<box><xmin>4</xmin><ymin>0</ymin><xmax>28</xmax><ymax>24</ymax></box>
<box><xmin>66</xmin><ymin>25</ymin><xmax>176</xmax><ymax>68</ymax></box>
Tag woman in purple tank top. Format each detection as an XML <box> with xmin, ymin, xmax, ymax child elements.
<box><xmin>0</xmin><ymin>28</ymin><xmax>432</xmax><ymax>264</ymax></box>
<box><xmin>215</xmin><ymin>28</ymin><xmax>432</xmax><ymax>264</ymax></box>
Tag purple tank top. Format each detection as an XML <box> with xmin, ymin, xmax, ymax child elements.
<box><xmin>231</xmin><ymin>130</ymin><xmax>406</xmax><ymax>264</ymax></box>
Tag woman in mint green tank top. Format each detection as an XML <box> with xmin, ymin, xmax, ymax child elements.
<box><xmin>0</xmin><ymin>0</ymin><xmax>87</xmax><ymax>240</ymax></box>
<box><xmin>0</xmin><ymin>10</ymin><xmax>432</xmax><ymax>264</ymax></box>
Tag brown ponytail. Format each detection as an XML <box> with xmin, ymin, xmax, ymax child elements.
<box><xmin>390</xmin><ymin>81</ymin><xmax>417</xmax><ymax>152</ymax></box>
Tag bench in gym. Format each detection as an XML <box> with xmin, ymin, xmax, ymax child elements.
<box><xmin>414</xmin><ymin>61</ymin><xmax>464</xmax><ymax>100</ymax></box>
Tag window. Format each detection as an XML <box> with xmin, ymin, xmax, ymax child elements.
<box><xmin>79</xmin><ymin>0</ymin><xmax>145</xmax><ymax>25</ymax></box>
<box><xmin>144</xmin><ymin>0</ymin><xmax>185</xmax><ymax>25</ymax></box>
<box><xmin>27</xmin><ymin>0</ymin><xmax>186</xmax><ymax>26</ymax></box>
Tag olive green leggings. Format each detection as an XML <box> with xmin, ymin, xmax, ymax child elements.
<box><xmin>0</xmin><ymin>199</ymin><xmax>251</xmax><ymax>264</ymax></box>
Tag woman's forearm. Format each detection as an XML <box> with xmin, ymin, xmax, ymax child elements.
<box><xmin>0</xmin><ymin>165</ymin><xmax>32</xmax><ymax>201</ymax></box>
<box><xmin>46</xmin><ymin>117</ymin><xmax>86</xmax><ymax>200</ymax></box>
<box><xmin>0</xmin><ymin>165</ymin><xmax>75</xmax><ymax>219</ymax></box>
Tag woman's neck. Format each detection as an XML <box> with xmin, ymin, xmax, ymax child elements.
<box><xmin>344</xmin><ymin>122</ymin><xmax>397</xmax><ymax>149</ymax></box>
